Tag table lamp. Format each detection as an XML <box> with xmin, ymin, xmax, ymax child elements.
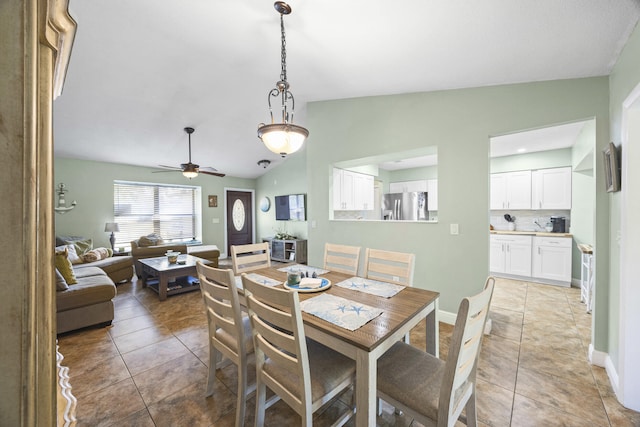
<box><xmin>104</xmin><ymin>222</ymin><xmax>120</xmax><ymax>251</ymax></box>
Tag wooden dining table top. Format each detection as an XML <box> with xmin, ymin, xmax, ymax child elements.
<box><xmin>249</xmin><ymin>265</ymin><xmax>440</xmax><ymax>353</ymax></box>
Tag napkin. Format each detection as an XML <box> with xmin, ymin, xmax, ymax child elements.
<box><xmin>298</xmin><ymin>278</ymin><xmax>323</xmax><ymax>289</ymax></box>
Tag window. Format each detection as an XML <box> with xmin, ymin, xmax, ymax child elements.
<box><xmin>113</xmin><ymin>180</ymin><xmax>202</xmax><ymax>247</ymax></box>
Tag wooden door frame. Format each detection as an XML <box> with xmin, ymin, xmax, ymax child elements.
<box><xmin>223</xmin><ymin>187</ymin><xmax>256</xmax><ymax>259</ymax></box>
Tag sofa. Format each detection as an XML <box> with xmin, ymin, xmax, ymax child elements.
<box><xmin>56</xmin><ymin>266</ymin><xmax>117</xmax><ymax>334</ymax></box>
<box><xmin>55</xmin><ymin>236</ymin><xmax>134</xmax><ymax>334</ymax></box>
<box><xmin>131</xmin><ymin>238</ymin><xmax>220</xmax><ymax>277</ymax></box>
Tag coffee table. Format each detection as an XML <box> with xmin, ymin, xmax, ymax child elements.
<box><xmin>139</xmin><ymin>254</ymin><xmax>211</xmax><ymax>300</ymax></box>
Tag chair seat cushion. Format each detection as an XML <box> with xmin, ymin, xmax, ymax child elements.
<box><xmin>216</xmin><ymin>314</ymin><xmax>254</xmax><ymax>354</ymax></box>
<box><xmin>377</xmin><ymin>341</ymin><xmax>445</xmax><ymax>420</ymax></box>
<box><xmin>264</xmin><ymin>338</ymin><xmax>355</xmax><ymax>402</ymax></box>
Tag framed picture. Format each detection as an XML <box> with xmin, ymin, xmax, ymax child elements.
<box><xmin>208</xmin><ymin>195</ymin><xmax>218</xmax><ymax>207</ymax></box>
<box><xmin>602</xmin><ymin>142</ymin><xmax>621</xmax><ymax>192</ymax></box>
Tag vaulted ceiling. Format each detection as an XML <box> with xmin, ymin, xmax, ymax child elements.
<box><xmin>53</xmin><ymin>0</ymin><xmax>640</xmax><ymax>178</ymax></box>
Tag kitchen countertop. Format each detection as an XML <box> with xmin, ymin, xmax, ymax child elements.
<box><xmin>490</xmin><ymin>230</ymin><xmax>573</xmax><ymax>238</ymax></box>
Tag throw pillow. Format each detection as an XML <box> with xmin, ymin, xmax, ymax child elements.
<box><xmin>55</xmin><ymin>244</ymin><xmax>82</xmax><ymax>264</ymax></box>
<box><xmin>72</xmin><ymin>238</ymin><xmax>93</xmax><ymax>256</ymax></box>
<box><xmin>55</xmin><ymin>268</ymin><xmax>69</xmax><ymax>291</ymax></box>
<box><xmin>54</xmin><ymin>247</ymin><xmax>77</xmax><ymax>285</ymax></box>
<box><xmin>82</xmin><ymin>247</ymin><xmax>112</xmax><ymax>263</ymax></box>
<box><xmin>138</xmin><ymin>233</ymin><xmax>164</xmax><ymax>247</ymax></box>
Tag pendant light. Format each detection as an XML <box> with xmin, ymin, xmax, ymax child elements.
<box><xmin>257</xmin><ymin>1</ymin><xmax>309</xmax><ymax>158</ymax></box>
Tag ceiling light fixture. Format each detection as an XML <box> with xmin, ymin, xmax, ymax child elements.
<box><xmin>257</xmin><ymin>1</ymin><xmax>309</xmax><ymax>158</ymax></box>
<box><xmin>257</xmin><ymin>159</ymin><xmax>271</xmax><ymax>168</ymax></box>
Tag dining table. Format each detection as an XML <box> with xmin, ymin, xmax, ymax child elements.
<box><xmin>242</xmin><ymin>264</ymin><xmax>440</xmax><ymax>427</ymax></box>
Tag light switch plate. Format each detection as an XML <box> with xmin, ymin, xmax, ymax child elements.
<box><xmin>450</xmin><ymin>224</ymin><xmax>459</xmax><ymax>235</ymax></box>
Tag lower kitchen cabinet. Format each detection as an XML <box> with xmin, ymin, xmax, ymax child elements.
<box><xmin>490</xmin><ymin>235</ymin><xmax>532</xmax><ymax>277</ymax></box>
<box><xmin>532</xmin><ymin>236</ymin><xmax>572</xmax><ymax>283</ymax></box>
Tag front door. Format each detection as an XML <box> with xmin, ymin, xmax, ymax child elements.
<box><xmin>226</xmin><ymin>190</ymin><xmax>253</xmax><ymax>255</ymax></box>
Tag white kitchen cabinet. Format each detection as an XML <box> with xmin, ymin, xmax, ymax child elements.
<box><xmin>427</xmin><ymin>179</ymin><xmax>438</xmax><ymax>211</ymax></box>
<box><xmin>354</xmin><ymin>173</ymin><xmax>374</xmax><ymax>210</ymax></box>
<box><xmin>333</xmin><ymin>168</ymin><xmax>374</xmax><ymax>211</ymax></box>
<box><xmin>532</xmin><ymin>167</ymin><xmax>572</xmax><ymax>210</ymax></box>
<box><xmin>490</xmin><ymin>235</ymin><xmax>532</xmax><ymax>277</ymax></box>
<box><xmin>389</xmin><ymin>180</ymin><xmax>428</xmax><ymax>193</ymax></box>
<box><xmin>532</xmin><ymin>236</ymin><xmax>572</xmax><ymax>283</ymax></box>
<box><xmin>490</xmin><ymin>171</ymin><xmax>532</xmax><ymax>210</ymax></box>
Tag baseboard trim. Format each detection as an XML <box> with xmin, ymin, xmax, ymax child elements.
<box><xmin>438</xmin><ymin>310</ymin><xmax>456</xmax><ymax>325</ymax></box>
<box><xmin>589</xmin><ymin>344</ymin><xmax>619</xmax><ymax>395</ymax></box>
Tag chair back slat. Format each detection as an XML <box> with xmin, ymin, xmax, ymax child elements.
<box><xmin>242</xmin><ymin>274</ymin><xmax>310</xmax><ymax>408</ymax></box>
<box><xmin>439</xmin><ymin>277</ymin><xmax>495</xmax><ymax>424</ymax></box>
<box><xmin>231</xmin><ymin>242</ymin><xmax>271</xmax><ymax>274</ymax></box>
<box><xmin>323</xmin><ymin>243</ymin><xmax>361</xmax><ymax>275</ymax></box>
<box><xmin>364</xmin><ymin>248</ymin><xmax>415</xmax><ymax>286</ymax></box>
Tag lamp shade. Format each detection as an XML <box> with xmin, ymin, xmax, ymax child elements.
<box><xmin>104</xmin><ymin>222</ymin><xmax>120</xmax><ymax>232</ymax></box>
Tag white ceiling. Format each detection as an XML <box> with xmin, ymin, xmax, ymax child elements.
<box><xmin>53</xmin><ymin>0</ymin><xmax>640</xmax><ymax>179</ymax></box>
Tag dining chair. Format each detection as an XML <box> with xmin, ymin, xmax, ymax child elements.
<box><xmin>242</xmin><ymin>274</ymin><xmax>356</xmax><ymax>427</ymax></box>
<box><xmin>363</xmin><ymin>248</ymin><xmax>415</xmax><ymax>286</ymax></box>
<box><xmin>231</xmin><ymin>242</ymin><xmax>271</xmax><ymax>274</ymax></box>
<box><xmin>196</xmin><ymin>261</ymin><xmax>255</xmax><ymax>427</ymax></box>
<box><xmin>323</xmin><ymin>243</ymin><xmax>361</xmax><ymax>275</ymax></box>
<box><xmin>377</xmin><ymin>276</ymin><xmax>495</xmax><ymax>427</ymax></box>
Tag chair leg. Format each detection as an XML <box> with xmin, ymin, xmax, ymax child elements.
<box><xmin>235</xmin><ymin>362</ymin><xmax>248</xmax><ymax>427</ymax></box>
<box><xmin>205</xmin><ymin>345</ymin><xmax>219</xmax><ymax>397</ymax></box>
<box><xmin>254</xmin><ymin>380</ymin><xmax>267</xmax><ymax>427</ymax></box>
<box><xmin>465</xmin><ymin>393</ymin><xmax>478</xmax><ymax>427</ymax></box>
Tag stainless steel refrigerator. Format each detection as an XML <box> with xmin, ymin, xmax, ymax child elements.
<box><xmin>382</xmin><ymin>192</ymin><xmax>428</xmax><ymax>220</ymax></box>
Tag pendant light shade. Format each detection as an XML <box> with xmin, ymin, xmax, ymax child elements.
<box><xmin>258</xmin><ymin>2</ymin><xmax>309</xmax><ymax>158</ymax></box>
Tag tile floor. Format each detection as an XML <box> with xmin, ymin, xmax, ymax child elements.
<box><xmin>57</xmin><ymin>275</ymin><xmax>640</xmax><ymax>426</ymax></box>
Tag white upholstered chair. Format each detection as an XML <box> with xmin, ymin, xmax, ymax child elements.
<box><xmin>363</xmin><ymin>248</ymin><xmax>415</xmax><ymax>286</ymax></box>
<box><xmin>377</xmin><ymin>277</ymin><xmax>495</xmax><ymax>427</ymax></box>
<box><xmin>323</xmin><ymin>243</ymin><xmax>361</xmax><ymax>275</ymax></box>
<box><xmin>230</xmin><ymin>242</ymin><xmax>270</xmax><ymax>275</ymax></box>
<box><xmin>196</xmin><ymin>261</ymin><xmax>254</xmax><ymax>427</ymax></box>
<box><xmin>242</xmin><ymin>274</ymin><xmax>356</xmax><ymax>427</ymax></box>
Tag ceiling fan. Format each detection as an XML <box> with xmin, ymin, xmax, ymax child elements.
<box><xmin>153</xmin><ymin>127</ymin><xmax>225</xmax><ymax>178</ymax></box>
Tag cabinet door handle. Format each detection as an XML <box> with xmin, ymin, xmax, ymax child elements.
<box><xmin>538</xmin><ymin>247</ymin><xmax>541</xmax><ymax>254</ymax></box>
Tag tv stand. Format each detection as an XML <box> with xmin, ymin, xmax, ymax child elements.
<box><xmin>263</xmin><ymin>238</ymin><xmax>307</xmax><ymax>264</ymax></box>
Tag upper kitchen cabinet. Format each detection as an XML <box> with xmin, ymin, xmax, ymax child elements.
<box><xmin>333</xmin><ymin>168</ymin><xmax>374</xmax><ymax>211</ymax></box>
<box><xmin>532</xmin><ymin>167</ymin><xmax>572</xmax><ymax>210</ymax></box>
<box><xmin>490</xmin><ymin>170</ymin><xmax>532</xmax><ymax>210</ymax></box>
<box><xmin>389</xmin><ymin>180</ymin><xmax>428</xmax><ymax>193</ymax></box>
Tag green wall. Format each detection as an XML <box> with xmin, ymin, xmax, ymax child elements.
<box><xmin>304</xmin><ymin>77</ymin><xmax>610</xmax><ymax>319</ymax></box>
<box><xmin>490</xmin><ymin>148</ymin><xmax>572</xmax><ymax>173</ymax></box>
<box><xmin>570</xmin><ymin>121</ymin><xmax>596</xmax><ymax>281</ymax></box>
<box><xmin>54</xmin><ymin>158</ymin><xmax>255</xmax><ymax>251</ymax></box>
<box><xmin>255</xmin><ymin>148</ymin><xmax>309</xmax><ymax>242</ymax></box>
<box><xmin>607</xmin><ymin>21</ymin><xmax>640</xmax><ymax>370</ymax></box>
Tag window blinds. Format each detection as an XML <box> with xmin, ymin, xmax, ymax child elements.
<box><xmin>113</xmin><ymin>181</ymin><xmax>201</xmax><ymax>246</ymax></box>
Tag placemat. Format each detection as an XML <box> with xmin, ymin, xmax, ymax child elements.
<box><xmin>235</xmin><ymin>273</ymin><xmax>281</xmax><ymax>289</ymax></box>
<box><xmin>300</xmin><ymin>293</ymin><xmax>383</xmax><ymax>331</ymax></box>
<box><xmin>277</xmin><ymin>264</ymin><xmax>330</xmax><ymax>276</ymax></box>
<box><xmin>335</xmin><ymin>277</ymin><xmax>405</xmax><ymax>298</ymax></box>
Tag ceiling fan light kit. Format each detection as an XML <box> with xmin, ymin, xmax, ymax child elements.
<box><xmin>258</xmin><ymin>159</ymin><xmax>271</xmax><ymax>168</ymax></box>
<box><xmin>257</xmin><ymin>1</ymin><xmax>309</xmax><ymax>158</ymax></box>
<box><xmin>153</xmin><ymin>127</ymin><xmax>225</xmax><ymax>178</ymax></box>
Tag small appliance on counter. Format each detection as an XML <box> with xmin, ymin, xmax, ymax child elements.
<box><xmin>550</xmin><ymin>216</ymin><xmax>567</xmax><ymax>233</ymax></box>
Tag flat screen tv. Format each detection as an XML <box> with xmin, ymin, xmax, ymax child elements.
<box><xmin>275</xmin><ymin>194</ymin><xmax>306</xmax><ymax>221</ymax></box>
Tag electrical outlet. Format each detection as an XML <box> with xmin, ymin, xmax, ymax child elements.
<box><xmin>212</xmin><ymin>218</ymin><xmax>220</xmax><ymax>224</ymax></box>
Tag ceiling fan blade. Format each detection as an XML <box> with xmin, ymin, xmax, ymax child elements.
<box><xmin>200</xmin><ymin>170</ymin><xmax>226</xmax><ymax>178</ymax></box>
<box><xmin>157</xmin><ymin>165</ymin><xmax>181</xmax><ymax>170</ymax></box>
<box><xmin>152</xmin><ymin>169</ymin><xmax>180</xmax><ymax>173</ymax></box>
<box><xmin>199</xmin><ymin>166</ymin><xmax>219</xmax><ymax>172</ymax></box>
